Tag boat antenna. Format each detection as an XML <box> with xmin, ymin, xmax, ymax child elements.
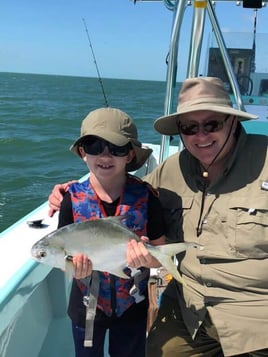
<box><xmin>82</xmin><ymin>18</ymin><xmax>109</xmax><ymax>107</ymax></box>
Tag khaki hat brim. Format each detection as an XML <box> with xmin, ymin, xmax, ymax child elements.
<box><xmin>127</xmin><ymin>141</ymin><xmax>153</xmax><ymax>172</ymax></box>
<box><xmin>154</xmin><ymin>105</ymin><xmax>258</xmax><ymax>136</ymax></box>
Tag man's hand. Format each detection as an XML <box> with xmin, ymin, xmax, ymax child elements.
<box><xmin>48</xmin><ymin>180</ymin><xmax>77</xmax><ymax>217</ymax></box>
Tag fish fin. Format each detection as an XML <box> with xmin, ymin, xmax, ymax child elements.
<box><xmin>65</xmin><ymin>259</ymin><xmax>75</xmax><ymax>280</ymax></box>
<box><xmin>129</xmin><ymin>267</ymin><xmax>140</xmax><ymax>277</ymax></box>
<box><xmin>156</xmin><ymin>242</ymin><xmax>202</xmax><ymax>256</ymax></box>
<box><xmin>104</xmin><ymin>215</ymin><xmax>128</xmax><ymax>225</ymax></box>
<box><xmin>105</xmin><ymin>215</ymin><xmax>141</xmax><ymax>228</ymax></box>
<box><xmin>109</xmin><ymin>266</ymin><xmax>130</xmax><ymax>279</ymax></box>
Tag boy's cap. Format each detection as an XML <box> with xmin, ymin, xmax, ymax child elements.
<box><xmin>154</xmin><ymin>76</ymin><xmax>258</xmax><ymax>135</ymax></box>
<box><xmin>70</xmin><ymin>107</ymin><xmax>152</xmax><ymax>172</ymax></box>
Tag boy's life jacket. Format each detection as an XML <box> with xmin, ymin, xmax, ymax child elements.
<box><xmin>69</xmin><ymin>174</ymin><xmax>150</xmax><ymax>317</ymax></box>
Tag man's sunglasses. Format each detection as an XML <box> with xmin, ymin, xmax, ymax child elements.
<box><xmin>178</xmin><ymin>114</ymin><xmax>231</xmax><ymax>136</ymax></box>
<box><xmin>81</xmin><ymin>138</ymin><xmax>131</xmax><ymax>157</ymax></box>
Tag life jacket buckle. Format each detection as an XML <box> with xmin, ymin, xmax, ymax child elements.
<box><xmin>83</xmin><ymin>295</ymin><xmax>90</xmax><ymax>307</ymax></box>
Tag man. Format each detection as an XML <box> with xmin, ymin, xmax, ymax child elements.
<box><xmin>49</xmin><ymin>77</ymin><xmax>268</xmax><ymax>356</ymax></box>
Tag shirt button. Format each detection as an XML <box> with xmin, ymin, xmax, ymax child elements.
<box><xmin>200</xmin><ymin>258</ymin><xmax>206</xmax><ymax>264</ymax></box>
<box><xmin>206</xmin><ymin>282</ymin><xmax>212</xmax><ymax>287</ymax></box>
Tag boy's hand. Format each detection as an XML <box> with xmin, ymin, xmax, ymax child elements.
<box><xmin>126</xmin><ymin>238</ymin><xmax>154</xmax><ymax>268</ymax></box>
<box><xmin>72</xmin><ymin>254</ymin><xmax>93</xmax><ymax>279</ymax></box>
<box><xmin>48</xmin><ymin>181</ymin><xmax>77</xmax><ymax>217</ymax></box>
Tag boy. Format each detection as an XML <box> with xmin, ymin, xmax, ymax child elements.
<box><xmin>59</xmin><ymin>107</ymin><xmax>165</xmax><ymax>357</ymax></box>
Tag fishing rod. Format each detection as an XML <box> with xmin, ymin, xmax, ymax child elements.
<box><xmin>82</xmin><ymin>18</ymin><xmax>109</xmax><ymax>107</ymax></box>
<box><xmin>251</xmin><ymin>9</ymin><xmax>257</xmax><ymax>73</ymax></box>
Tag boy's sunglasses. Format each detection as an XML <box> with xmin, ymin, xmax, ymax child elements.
<box><xmin>81</xmin><ymin>138</ymin><xmax>131</xmax><ymax>157</ymax></box>
<box><xmin>178</xmin><ymin>114</ymin><xmax>231</xmax><ymax>136</ymax></box>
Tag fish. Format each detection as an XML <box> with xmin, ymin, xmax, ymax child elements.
<box><xmin>31</xmin><ymin>216</ymin><xmax>202</xmax><ymax>285</ymax></box>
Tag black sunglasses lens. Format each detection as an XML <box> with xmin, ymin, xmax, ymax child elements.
<box><xmin>109</xmin><ymin>144</ymin><xmax>131</xmax><ymax>156</ymax></box>
<box><xmin>203</xmin><ymin>121</ymin><xmax>223</xmax><ymax>133</ymax></box>
<box><xmin>83</xmin><ymin>139</ymin><xmax>103</xmax><ymax>155</ymax></box>
<box><xmin>180</xmin><ymin>124</ymin><xmax>199</xmax><ymax>135</ymax></box>
<box><xmin>82</xmin><ymin>139</ymin><xmax>130</xmax><ymax>156</ymax></box>
<box><xmin>180</xmin><ymin>118</ymin><xmax>227</xmax><ymax>136</ymax></box>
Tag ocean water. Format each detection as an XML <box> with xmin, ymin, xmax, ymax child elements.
<box><xmin>0</xmin><ymin>72</ymin><xmax>180</xmax><ymax>232</ymax></box>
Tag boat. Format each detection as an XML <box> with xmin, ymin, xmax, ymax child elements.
<box><xmin>1</xmin><ymin>1</ymin><xmax>268</xmax><ymax>356</ymax></box>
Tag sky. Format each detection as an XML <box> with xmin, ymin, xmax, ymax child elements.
<box><xmin>0</xmin><ymin>0</ymin><xmax>267</xmax><ymax>81</ymax></box>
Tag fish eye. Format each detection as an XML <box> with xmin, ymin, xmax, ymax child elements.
<box><xmin>38</xmin><ymin>251</ymin><xmax>47</xmax><ymax>258</ymax></box>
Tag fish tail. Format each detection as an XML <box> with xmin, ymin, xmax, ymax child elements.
<box><xmin>158</xmin><ymin>256</ymin><xmax>186</xmax><ymax>285</ymax></box>
<box><xmin>156</xmin><ymin>255</ymin><xmax>186</xmax><ymax>285</ymax></box>
<box><xmin>149</xmin><ymin>242</ymin><xmax>202</xmax><ymax>285</ymax></box>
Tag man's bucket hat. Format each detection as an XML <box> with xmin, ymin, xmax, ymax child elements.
<box><xmin>154</xmin><ymin>77</ymin><xmax>258</xmax><ymax>135</ymax></box>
